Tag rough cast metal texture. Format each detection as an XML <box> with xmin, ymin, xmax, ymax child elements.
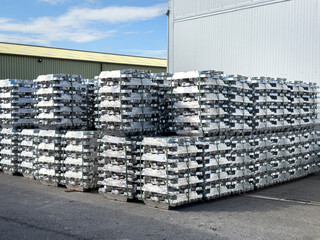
<box><xmin>0</xmin><ymin>69</ymin><xmax>319</xmax><ymax>209</ymax></box>
<box><xmin>61</xmin><ymin>131</ymin><xmax>98</xmax><ymax>190</ymax></box>
<box><xmin>0</xmin><ymin>79</ymin><xmax>36</xmax><ymax>128</ymax></box>
<box><xmin>95</xmin><ymin>70</ymin><xmax>159</xmax><ymax>136</ymax></box>
<box><xmin>34</xmin><ymin>74</ymin><xmax>90</xmax><ymax>130</ymax></box>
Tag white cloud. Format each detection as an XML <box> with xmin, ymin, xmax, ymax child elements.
<box><xmin>124</xmin><ymin>32</ymin><xmax>139</xmax><ymax>35</ymax></box>
<box><xmin>0</xmin><ymin>33</ymin><xmax>49</xmax><ymax>45</ymax></box>
<box><xmin>0</xmin><ymin>3</ymin><xmax>167</xmax><ymax>45</ymax></box>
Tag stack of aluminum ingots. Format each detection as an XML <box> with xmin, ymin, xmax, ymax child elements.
<box><xmin>32</xmin><ymin>74</ymin><xmax>98</xmax><ymax>187</ymax></box>
<box><xmin>153</xmin><ymin>72</ymin><xmax>173</xmax><ymax>134</ymax></box>
<box><xmin>134</xmin><ymin>71</ymin><xmax>320</xmax><ymax>208</ymax></box>
<box><xmin>0</xmin><ymin>69</ymin><xmax>319</xmax><ymax>209</ymax></box>
<box><xmin>138</xmin><ymin>137</ymin><xmax>203</xmax><ymax>209</ymax></box>
<box><xmin>135</xmin><ymin>71</ymin><xmax>254</xmax><ymax>208</ymax></box>
<box><xmin>34</xmin><ymin>74</ymin><xmax>88</xmax><ymax>129</ymax></box>
<box><xmin>95</xmin><ymin>70</ymin><xmax>158</xmax><ymax>135</ymax></box>
<box><xmin>96</xmin><ymin>70</ymin><xmax>159</xmax><ymax>200</ymax></box>
<box><xmin>18</xmin><ymin>129</ymin><xmax>39</xmax><ymax>179</ymax></box>
<box><xmin>251</xmin><ymin>78</ymin><xmax>291</xmax><ymax>131</ymax></box>
<box><xmin>61</xmin><ymin>131</ymin><xmax>98</xmax><ymax>191</ymax></box>
<box><xmin>82</xmin><ymin>78</ymin><xmax>96</xmax><ymax>130</ymax></box>
<box><xmin>250</xmin><ymin>79</ymin><xmax>319</xmax><ymax>187</ymax></box>
<box><xmin>0</xmin><ymin>128</ymin><xmax>20</xmax><ymax>174</ymax></box>
<box><xmin>33</xmin><ymin>130</ymin><xmax>62</xmax><ymax>186</ymax></box>
<box><xmin>0</xmin><ymin>79</ymin><xmax>36</xmax><ymax>128</ymax></box>
<box><xmin>201</xmin><ymin>135</ymin><xmax>255</xmax><ymax>200</ymax></box>
<box><xmin>165</xmin><ymin>71</ymin><xmax>228</xmax><ymax>136</ymax></box>
<box><xmin>97</xmin><ymin>135</ymin><xmax>140</xmax><ymax>201</ymax></box>
<box><xmin>226</xmin><ymin>75</ymin><xmax>252</xmax><ymax>132</ymax></box>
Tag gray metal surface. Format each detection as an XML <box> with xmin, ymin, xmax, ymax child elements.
<box><xmin>1</xmin><ymin>172</ymin><xmax>320</xmax><ymax>239</ymax></box>
<box><xmin>168</xmin><ymin>0</ymin><xmax>320</xmax><ymax>84</ymax></box>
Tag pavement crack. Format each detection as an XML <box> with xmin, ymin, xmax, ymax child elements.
<box><xmin>0</xmin><ymin>215</ymin><xmax>91</xmax><ymax>240</ymax></box>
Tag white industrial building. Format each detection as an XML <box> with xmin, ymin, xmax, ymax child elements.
<box><xmin>167</xmin><ymin>0</ymin><xmax>320</xmax><ymax>84</ymax></box>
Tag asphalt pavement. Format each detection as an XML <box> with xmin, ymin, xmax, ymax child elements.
<box><xmin>0</xmin><ymin>172</ymin><xmax>319</xmax><ymax>240</ymax></box>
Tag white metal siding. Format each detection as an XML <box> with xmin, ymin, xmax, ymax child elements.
<box><xmin>173</xmin><ymin>0</ymin><xmax>285</xmax><ymax>18</ymax></box>
<box><xmin>168</xmin><ymin>0</ymin><xmax>320</xmax><ymax>84</ymax></box>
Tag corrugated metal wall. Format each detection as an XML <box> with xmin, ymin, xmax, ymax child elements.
<box><xmin>168</xmin><ymin>0</ymin><xmax>320</xmax><ymax>84</ymax></box>
<box><xmin>173</xmin><ymin>0</ymin><xmax>277</xmax><ymax>17</ymax></box>
<box><xmin>0</xmin><ymin>54</ymin><xmax>166</xmax><ymax>80</ymax></box>
<box><xmin>101</xmin><ymin>63</ymin><xmax>166</xmax><ymax>74</ymax></box>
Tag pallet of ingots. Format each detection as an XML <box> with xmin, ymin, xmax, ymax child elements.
<box><xmin>153</xmin><ymin>73</ymin><xmax>173</xmax><ymax>134</ymax></box>
<box><xmin>287</xmin><ymin>130</ymin><xmax>313</xmax><ymax>179</ymax></box>
<box><xmin>225</xmin><ymin>75</ymin><xmax>252</xmax><ymax>132</ymax></box>
<box><xmin>81</xmin><ymin>78</ymin><xmax>96</xmax><ymax>130</ymax></box>
<box><xmin>0</xmin><ymin>128</ymin><xmax>20</xmax><ymax>174</ymax></box>
<box><xmin>33</xmin><ymin>130</ymin><xmax>62</xmax><ymax>186</ymax></box>
<box><xmin>0</xmin><ymin>79</ymin><xmax>36</xmax><ymax>128</ymax></box>
<box><xmin>95</xmin><ymin>70</ymin><xmax>158</xmax><ymax>136</ymax></box>
<box><xmin>288</xmin><ymin>81</ymin><xmax>317</xmax><ymax>129</ymax></box>
<box><xmin>287</xmin><ymin>81</ymin><xmax>301</xmax><ymax>128</ymax></box>
<box><xmin>200</xmin><ymin>136</ymin><xmax>254</xmax><ymax>200</ymax></box>
<box><xmin>34</xmin><ymin>74</ymin><xmax>88</xmax><ymax>130</ymax></box>
<box><xmin>61</xmin><ymin>131</ymin><xmax>98</xmax><ymax>191</ymax></box>
<box><xmin>313</xmin><ymin>130</ymin><xmax>320</xmax><ymax>170</ymax></box>
<box><xmin>297</xmin><ymin>129</ymin><xmax>320</xmax><ymax>176</ymax></box>
<box><xmin>18</xmin><ymin>129</ymin><xmax>39</xmax><ymax>179</ymax></box>
<box><xmin>138</xmin><ymin>137</ymin><xmax>203</xmax><ymax>209</ymax></box>
<box><xmin>251</xmin><ymin>133</ymin><xmax>276</xmax><ymax>188</ymax></box>
<box><xmin>285</xmin><ymin>130</ymin><xmax>315</xmax><ymax>179</ymax></box>
<box><xmin>229</xmin><ymin>135</ymin><xmax>255</xmax><ymax>188</ymax></box>
<box><xmin>301</xmin><ymin>82</ymin><xmax>318</xmax><ymax>128</ymax></box>
<box><xmin>97</xmin><ymin>134</ymin><xmax>140</xmax><ymax>201</ymax></box>
<box><xmin>258</xmin><ymin>132</ymin><xmax>294</xmax><ymax>184</ymax></box>
<box><xmin>200</xmin><ymin>136</ymin><xmax>232</xmax><ymax>199</ymax></box>
<box><xmin>277</xmin><ymin>131</ymin><xmax>302</xmax><ymax>182</ymax></box>
<box><xmin>315</xmin><ymin>130</ymin><xmax>320</xmax><ymax>170</ymax></box>
<box><xmin>251</xmin><ymin>130</ymin><xmax>317</xmax><ymax>187</ymax></box>
<box><xmin>251</xmin><ymin>77</ymin><xmax>291</xmax><ymax>131</ymax></box>
<box><xmin>268</xmin><ymin>132</ymin><xmax>295</xmax><ymax>183</ymax></box>
<box><xmin>166</xmin><ymin>70</ymin><xmax>228</xmax><ymax>136</ymax></box>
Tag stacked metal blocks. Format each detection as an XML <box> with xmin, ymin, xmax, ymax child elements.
<box><xmin>31</xmin><ymin>74</ymin><xmax>98</xmax><ymax>188</ymax></box>
<box><xmin>33</xmin><ymin>130</ymin><xmax>62</xmax><ymax>186</ymax></box>
<box><xmin>200</xmin><ymin>136</ymin><xmax>255</xmax><ymax>200</ymax></box>
<box><xmin>165</xmin><ymin>71</ymin><xmax>228</xmax><ymax>136</ymax></box>
<box><xmin>0</xmin><ymin>128</ymin><xmax>20</xmax><ymax>174</ymax></box>
<box><xmin>96</xmin><ymin>70</ymin><xmax>159</xmax><ymax>200</ymax></box>
<box><xmin>18</xmin><ymin>129</ymin><xmax>39</xmax><ymax>179</ymax></box>
<box><xmin>0</xmin><ymin>69</ymin><xmax>319</xmax><ymax>209</ymax></box>
<box><xmin>82</xmin><ymin>78</ymin><xmax>96</xmax><ymax>130</ymax></box>
<box><xmin>139</xmin><ymin>137</ymin><xmax>203</xmax><ymax>208</ymax></box>
<box><xmin>97</xmin><ymin>135</ymin><xmax>140</xmax><ymax>200</ymax></box>
<box><xmin>250</xmin><ymin>78</ymin><xmax>319</xmax><ymax>187</ymax></box>
<box><xmin>34</xmin><ymin>74</ymin><xmax>88</xmax><ymax>129</ymax></box>
<box><xmin>0</xmin><ymin>79</ymin><xmax>36</xmax><ymax>128</ymax></box>
<box><xmin>61</xmin><ymin>131</ymin><xmax>98</xmax><ymax>191</ymax></box>
<box><xmin>134</xmin><ymin>71</ymin><xmax>320</xmax><ymax>208</ymax></box>
<box><xmin>95</xmin><ymin>70</ymin><xmax>158</xmax><ymax>135</ymax></box>
<box><xmin>226</xmin><ymin>75</ymin><xmax>252</xmax><ymax>132</ymax></box>
<box><xmin>153</xmin><ymin>72</ymin><xmax>173</xmax><ymax>134</ymax></box>
<box><xmin>0</xmin><ymin>79</ymin><xmax>36</xmax><ymax>176</ymax></box>
<box><xmin>93</xmin><ymin>70</ymin><xmax>320</xmax><ymax>208</ymax></box>
<box><xmin>33</xmin><ymin>129</ymin><xmax>99</xmax><ymax>189</ymax></box>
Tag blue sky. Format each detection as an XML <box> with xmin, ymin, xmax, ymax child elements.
<box><xmin>0</xmin><ymin>0</ymin><xmax>168</xmax><ymax>58</ymax></box>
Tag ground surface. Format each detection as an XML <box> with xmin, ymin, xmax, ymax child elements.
<box><xmin>0</xmin><ymin>172</ymin><xmax>319</xmax><ymax>240</ymax></box>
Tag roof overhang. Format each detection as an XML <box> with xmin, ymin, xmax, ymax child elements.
<box><xmin>0</xmin><ymin>42</ymin><xmax>167</xmax><ymax>68</ymax></box>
